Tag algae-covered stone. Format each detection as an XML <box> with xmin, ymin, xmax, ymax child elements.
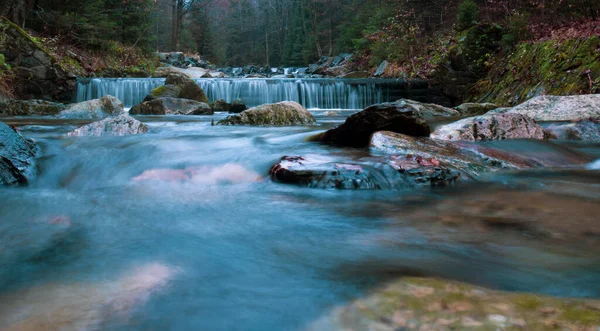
<box><xmin>312</xmin><ymin>277</ymin><xmax>600</xmax><ymax>331</ymax></box>
<box><xmin>57</xmin><ymin>95</ymin><xmax>124</xmax><ymax>119</ymax></box>
<box><xmin>0</xmin><ymin>99</ymin><xmax>65</xmax><ymax>116</ymax></box>
<box><xmin>211</xmin><ymin>99</ymin><xmax>248</xmax><ymax>113</ymax></box>
<box><xmin>217</xmin><ymin>101</ymin><xmax>315</xmax><ymax>126</ymax></box>
<box><xmin>66</xmin><ymin>114</ymin><xmax>148</xmax><ymax>137</ymax></box>
<box><xmin>142</xmin><ymin>73</ymin><xmax>209</xmax><ymax>104</ymax></box>
<box><xmin>130</xmin><ymin>98</ymin><xmax>212</xmax><ymax>115</ymax></box>
<box><xmin>431</xmin><ymin>113</ymin><xmax>545</xmax><ymax>141</ymax></box>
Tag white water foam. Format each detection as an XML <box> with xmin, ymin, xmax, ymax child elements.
<box><xmin>587</xmin><ymin>159</ymin><xmax>600</xmax><ymax>170</ymax></box>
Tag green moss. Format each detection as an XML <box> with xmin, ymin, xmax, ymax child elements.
<box><xmin>151</xmin><ymin>85</ymin><xmax>168</xmax><ymax>96</ymax></box>
<box><xmin>471</xmin><ymin>36</ymin><xmax>600</xmax><ymax>104</ymax></box>
<box><xmin>560</xmin><ymin>305</ymin><xmax>600</xmax><ymax>323</ymax></box>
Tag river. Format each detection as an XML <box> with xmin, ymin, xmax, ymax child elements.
<box><xmin>1</xmin><ymin>110</ymin><xmax>600</xmax><ymax>330</ymax></box>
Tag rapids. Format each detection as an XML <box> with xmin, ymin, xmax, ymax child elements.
<box><xmin>1</xmin><ymin>111</ymin><xmax>600</xmax><ymax>330</ymax></box>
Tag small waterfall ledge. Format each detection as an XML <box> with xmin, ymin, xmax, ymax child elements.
<box><xmin>76</xmin><ymin>78</ymin><xmax>432</xmax><ymax>110</ymax></box>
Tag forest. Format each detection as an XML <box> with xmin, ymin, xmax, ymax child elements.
<box><xmin>2</xmin><ymin>0</ymin><xmax>599</xmax><ymax>67</ymax></box>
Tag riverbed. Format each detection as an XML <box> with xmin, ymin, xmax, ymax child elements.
<box><xmin>1</xmin><ymin>111</ymin><xmax>600</xmax><ymax>330</ymax></box>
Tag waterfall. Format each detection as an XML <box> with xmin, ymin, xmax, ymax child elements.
<box><xmin>76</xmin><ymin>78</ymin><xmax>428</xmax><ymax>110</ymax></box>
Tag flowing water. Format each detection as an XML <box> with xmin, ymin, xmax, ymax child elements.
<box><xmin>1</xmin><ymin>111</ymin><xmax>600</xmax><ymax>330</ymax></box>
<box><xmin>76</xmin><ymin>78</ymin><xmax>430</xmax><ymax>109</ymax></box>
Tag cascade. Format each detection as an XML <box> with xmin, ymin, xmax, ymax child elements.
<box><xmin>76</xmin><ymin>78</ymin><xmax>429</xmax><ymax>109</ymax></box>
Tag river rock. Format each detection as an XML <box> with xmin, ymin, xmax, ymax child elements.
<box><xmin>269</xmin><ymin>155</ymin><xmax>460</xmax><ymax>190</ymax></box>
<box><xmin>312</xmin><ymin>276</ymin><xmax>600</xmax><ymax>331</ymax></box>
<box><xmin>57</xmin><ymin>95</ymin><xmax>124</xmax><ymax>119</ymax></box>
<box><xmin>0</xmin><ymin>99</ymin><xmax>66</xmax><ymax>116</ymax></box>
<box><xmin>0</xmin><ymin>121</ymin><xmax>36</xmax><ymax>184</ymax></box>
<box><xmin>130</xmin><ymin>98</ymin><xmax>213</xmax><ymax>115</ymax></box>
<box><xmin>144</xmin><ymin>73</ymin><xmax>209</xmax><ymax>104</ymax></box>
<box><xmin>211</xmin><ymin>99</ymin><xmax>249</xmax><ymax>113</ymax></box>
<box><xmin>66</xmin><ymin>114</ymin><xmax>148</xmax><ymax>137</ymax></box>
<box><xmin>493</xmin><ymin>94</ymin><xmax>600</xmax><ymax>121</ymax></box>
<box><xmin>217</xmin><ymin>101</ymin><xmax>315</xmax><ymax>126</ymax></box>
<box><xmin>545</xmin><ymin>120</ymin><xmax>600</xmax><ymax>141</ymax></box>
<box><xmin>431</xmin><ymin>113</ymin><xmax>545</xmax><ymax>141</ymax></box>
<box><xmin>0</xmin><ymin>262</ymin><xmax>176</xmax><ymax>330</ymax></box>
<box><xmin>313</xmin><ymin>99</ymin><xmax>459</xmax><ymax>147</ymax></box>
<box><xmin>0</xmin><ymin>156</ymin><xmax>26</xmax><ymax>185</ymax></box>
<box><xmin>454</xmin><ymin>102</ymin><xmax>499</xmax><ymax>117</ymax></box>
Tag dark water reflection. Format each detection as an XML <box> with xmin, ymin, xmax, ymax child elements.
<box><xmin>0</xmin><ymin>112</ymin><xmax>599</xmax><ymax>330</ymax></box>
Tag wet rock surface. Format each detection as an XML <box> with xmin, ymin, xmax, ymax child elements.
<box><xmin>211</xmin><ymin>99</ymin><xmax>248</xmax><ymax>113</ymax></box>
<box><xmin>431</xmin><ymin>113</ymin><xmax>545</xmax><ymax>141</ymax></box>
<box><xmin>0</xmin><ymin>99</ymin><xmax>66</xmax><ymax>116</ymax></box>
<box><xmin>144</xmin><ymin>73</ymin><xmax>209</xmax><ymax>104</ymax></box>
<box><xmin>130</xmin><ymin>98</ymin><xmax>213</xmax><ymax>115</ymax></box>
<box><xmin>545</xmin><ymin>120</ymin><xmax>600</xmax><ymax>141</ymax></box>
<box><xmin>490</xmin><ymin>94</ymin><xmax>600</xmax><ymax>121</ymax></box>
<box><xmin>57</xmin><ymin>95</ymin><xmax>124</xmax><ymax>119</ymax></box>
<box><xmin>269</xmin><ymin>155</ymin><xmax>460</xmax><ymax>190</ymax></box>
<box><xmin>0</xmin><ymin>121</ymin><xmax>36</xmax><ymax>184</ymax></box>
<box><xmin>370</xmin><ymin>131</ymin><xmax>591</xmax><ymax>178</ymax></box>
<box><xmin>217</xmin><ymin>101</ymin><xmax>315</xmax><ymax>126</ymax></box>
<box><xmin>314</xmin><ymin>99</ymin><xmax>458</xmax><ymax>147</ymax></box>
<box><xmin>454</xmin><ymin>102</ymin><xmax>499</xmax><ymax>117</ymax></box>
<box><xmin>313</xmin><ymin>276</ymin><xmax>600</xmax><ymax>331</ymax></box>
<box><xmin>66</xmin><ymin>114</ymin><xmax>148</xmax><ymax>137</ymax></box>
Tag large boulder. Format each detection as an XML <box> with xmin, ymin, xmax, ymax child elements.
<box><xmin>57</xmin><ymin>95</ymin><xmax>124</xmax><ymax>119</ymax></box>
<box><xmin>313</xmin><ymin>276</ymin><xmax>600</xmax><ymax>331</ymax></box>
<box><xmin>211</xmin><ymin>99</ymin><xmax>248</xmax><ymax>113</ymax></box>
<box><xmin>493</xmin><ymin>94</ymin><xmax>600</xmax><ymax>121</ymax></box>
<box><xmin>370</xmin><ymin>131</ymin><xmax>591</xmax><ymax>178</ymax></box>
<box><xmin>217</xmin><ymin>101</ymin><xmax>315</xmax><ymax>126</ymax></box>
<box><xmin>0</xmin><ymin>121</ymin><xmax>36</xmax><ymax>184</ymax></box>
<box><xmin>0</xmin><ymin>99</ymin><xmax>65</xmax><ymax>116</ymax></box>
<box><xmin>313</xmin><ymin>99</ymin><xmax>459</xmax><ymax>147</ymax></box>
<box><xmin>431</xmin><ymin>113</ymin><xmax>545</xmax><ymax>141</ymax></box>
<box><xmin>130</xmin><ymin>98</ymin><xmax>213</xmax><ymax>115</ymax></box>
<box><xmin>66</xmin><ymin>114</ymin><xmax>148</xmax><ymax>137</ymax></box>
<box><xmin>545</xmin><ymin>120</ymin><xmax>600</xmax><ymax>141</ymax></box>
<box><xmin>144</xmin><ymin>73</ymin><xmax>209</xmax><ymax>104</ymax></box>
<box><xmin>269</xmin><ymin>155</ymin><xmax>460</xmax><ymax>190</ymax></box>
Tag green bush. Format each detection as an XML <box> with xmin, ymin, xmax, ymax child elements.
<box><xmin>457</xmin><ymin>0</ymin><xmax>479</xmax><ymax>31</ymax></box>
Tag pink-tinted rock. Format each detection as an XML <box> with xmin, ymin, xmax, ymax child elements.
<box><xmin>431</xmin><ymin>113</ymin><xmax>545</xmax><ymax>141</ymax></box>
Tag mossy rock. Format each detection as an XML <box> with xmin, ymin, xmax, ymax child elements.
<box><xmin>217</xmin><ymin>101</ymin><xmax>315</xmax><ymax>126</ymax></box>
<box><xmin>317</xmin><ymin>277</ymin><xmax>600</xmax><ymax>330</ymax></box>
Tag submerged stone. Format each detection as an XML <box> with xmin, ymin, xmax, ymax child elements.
<box><xmin>545</xmin><ymin>120</ymin><xmax>600</xmax><ymax>141</ymax></box>
<box><xmin>312</xmin><ymin>276</ymin><xmax>600</xmax><ymax>331</ymax></box>
<box><xmin>269</xmin><ymin>155</ymin><xmax>460</xmax><ymax>189</ymax></box>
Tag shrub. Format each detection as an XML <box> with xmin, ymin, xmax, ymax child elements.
<box><xmin>501</xmin><ymin>12</ymin><xmax>532</xmax><ymax>50</ymax></box>
<box><xmin>457</xmin><ymin>0</ymin><xmax>479</xmax><ymax>31</ymax></box>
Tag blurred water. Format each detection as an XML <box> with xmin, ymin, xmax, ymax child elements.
<box><xmin>1</xmin><ymin>113</ymin><xmax>600</xmax><ymax>330</ymax></box>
